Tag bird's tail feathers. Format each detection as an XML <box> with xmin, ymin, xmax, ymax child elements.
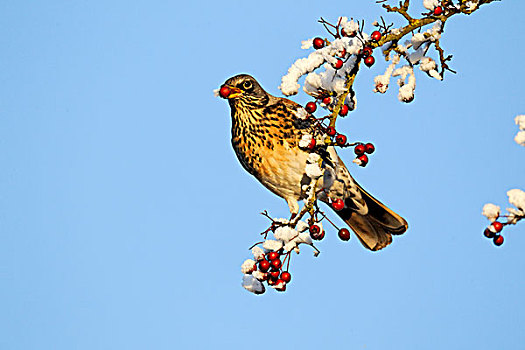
<box><xmin>336</xmin><ymin>182</ymin><xmax>408</xmax><ymax>251</ymax></box>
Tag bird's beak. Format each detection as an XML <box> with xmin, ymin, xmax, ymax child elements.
<box><xmin>226</xmin><ymin>86</ymin><xmax>243</xmax><ymax>99</ymax></box>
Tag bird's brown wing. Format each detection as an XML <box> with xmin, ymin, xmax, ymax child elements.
<box><xmin>279</xmin><ymin>95</ymin><xmax>408</xmax><ymax>250</ymax></box>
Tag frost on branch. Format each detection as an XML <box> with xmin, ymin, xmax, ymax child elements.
<box><xmin>482</xmin><ymin>189</ymin><xmax>525</xmax><ymax>246</ymax></box>
<box><xmin>481</xmin><ymin>115</ymin><xmax>525</xmax><ymax>246</ymax></box>
<box><xmin>515</xmin><ymin>115</ymin><xmax>525</xmax><ymax>146</ymax></box>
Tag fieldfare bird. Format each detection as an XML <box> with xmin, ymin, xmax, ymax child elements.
<box><xmin>220</xmin><ymin>74</ymin><xmax>407</xmax><ymax>251</ymax></box>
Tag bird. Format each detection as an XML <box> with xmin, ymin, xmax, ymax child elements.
<box><xmin>220</xmin><ymin>74</ymin><xmax>407</xmax><ymax>251</ymax></box>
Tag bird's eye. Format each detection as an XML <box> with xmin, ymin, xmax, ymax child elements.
<box><xmin>242</xmin><ymin>80</ymin><xmax>253</xmax><ymax>90</ymax></box>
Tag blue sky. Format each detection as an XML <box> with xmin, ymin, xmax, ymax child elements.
<box><xmin>1</xmin><ymin>1</ymin><xmax>524</xmax><ymax>349</ymax></box>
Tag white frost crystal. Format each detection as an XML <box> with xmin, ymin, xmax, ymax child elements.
<box><xmin>242</xmin><ymin>274</ymin><xmax>265</xmax><ymax>294</ymax></box>
<box><xmin>507</xmin><ymin>189</ymin><xmax>525</xmax><ymax>212</ymax></box>
<box><xmin>423</xmin><ymin>0</ymin><xmax>439</xmax><ymax>10</ymax></box>
<box><xmin>263</xmin><ymin>239</ymin><xmax>283</xmax><ymax>251</ymax></box>
<box><xmin>515</xmin><ymin>115</ymin><xmax>525</xmax><ymax>146</ymax></box>
<box><xmin>241</xmin><ymin>259</ymin><xmax>257</xmax><ymax>274</ymax></box>
<box><xmin>251</xmin><ymin>246</ymin><xmax>265</xmax><ymax>261</ymax></box>
<box><xmin>299</xmin><ymin>134</ymin><xmax>313</xmax><ymax>149</ymax></box>
<box><xmin>274</xmin><ymin>226</ymin><xmax>298</xmax><ymax>243</ymax></box>
<box><xmin>482</xmin><ymin>203</ymin><xmax>500</xmax><ymax>222</ymax></box>
<box><xmin>419</xmin><ymin>57</ymin><xmax>442</xmax><ymax>80</ymax></box>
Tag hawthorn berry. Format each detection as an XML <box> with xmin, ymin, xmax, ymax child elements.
<box><xmin>332</xmin><ymin>198</ymin><xmax>345</xmax><ymax>211</ymax></box>
<box><xmin>308</xmin><ymin>137</ymin><xmax>316</xmax><ymax>150</ymax></box>
<box><xmin>305</xmin><ymin>101</ymin><xmax>317</xmax><ymax>113</ymax></box>
<box><xmin>270</xmin><ymin>258</ymin><xmax>282</xmax><ymax>270</ymax></box>
<box><xmin>354</xmin><ymin>144</ymin><xmax>365</xmax><ymax>156</ymax></box>
<box><xmin>338</xmin><ymin>228</ymin><xmax>351</xmax><ymax>241</ymax></box>
<box><xmin>341</xmin><ymin>28</ymin><xmax>356</xmax><ymax>37</ymax></box>
<box><xmin>275</xmin><ymin>279</ymin><xmax>287</xmax><ymax>292</ymax></box>
<box><xmin>491</xmin><ymin>221</ymin><xmax>503</xmax><ymax>233</ymax></box>
<box><xmin>358</xmin><ymin>154</ymin><xmax>369</xmax><ymax>167</ymax></box>
<box><xmin>267</xmin><ymin>251</ymin><xmax>279</xmax><ymax>261</ymax></box>
<box><xmin>339</xmin><ymin>104</ymin><xmax>349</xmax><ymax>116</ymax></box>
<box><xmin>309</xmin><ymin>224</ymin><xmax>321</xmax><ymax>235</ymax></box>
<box><xmin>493</xmin><ymin>235</ymin><xmax>504</xmax><ymax>246</ymax></box>
<box><xmin>365</xmin><ymin>143</ymin><xmax>375</xmax><ymax>154</ymax></box>
<box><xmin>433</xmin><ymin>6</ymin><xmax>443</xmax><ymax>15</ymax></box>
<box><xmin>360</xmin><ymin>46</ymin><xmax>373</xmax><ymax>57</ymax></box>
<box><xmin>313</xmin><ymin>37</ymin><xmax>325</xmax><ymax>49</ymax></box>
<box><xmin>322</xmin><ymin>97</ymin><xmax>332</xmax><ymax>105</ymax></box>
<box><xmin>326</xmin><ymin>126</ymin><xmax>337</xmax><ymax>136</ymax></box>
<box><xmin>364</xmin><ymin>56</ymin><xmax>375</xmax><ymax>67</ymax></box>
<box><xmin>280</xmin><ymin>271</ymin><xmax>292</xmax><ymax>283</ymax></box>
<box><xmin>371</xmin><ymin>30</ymin><xmax>382</xmax><ymax>42</ymax></box>
<box><xmin>259</xmin><ymin>260</ymin><xmax>270</xmax><ymax>272</ymax></box>
<box><xmin>219</xmin><ymin>86</ymin><xmax>231</xmax><ymax>98</ymax></box>
<box><xmin>334</xmin><ymin>59</ymin><xmax>344</xmax><ymax>70</ymax></box>
<box><xmin>269</xmin><ymin>269</ymin><xmax>280</xmax><ymax>279</ymax></box>
<box><xmin>336</xmin><ymin>134</ymin><xmax>347</xmax><ymax>145</ymax></box>
<box><xmin>484</xmin><ymin>228</ymin><xmax>496</xmax><ymax>239</ymax></box>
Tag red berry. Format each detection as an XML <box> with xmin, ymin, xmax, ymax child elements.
<box><xmin>310</xmin><ymin>226</ymin><xmax>324</xmax><ymax>240</ymax></box>
<box><xmin>280</xmin><ymin>271</ymin><xmax>292</xmax><ymax>283</ymax></box>
<box><xmin>267</xmin><ymin>251</ymin><xmax>279</xmax><ymax>261</ymax></box>
<box><xmin>322</xmin><ymin>97</ymin><xmax>332</xmax><ymax>105</ymax></box>
<box><xmin>433</xmin><ymin>6</ymin><xmax>443</xmax><ymax>15</ymax></box>
<box><xmin>308</xmin><ymin>137</ymin><xmax>316</xmax><ymax>150</ymax></box>
<box><xmin>371</xmin><ymin>30</ymin><xmax>382</xmax><ymax>42</ymax></box>
<box><xmin>493</xmin><ymin>235</ymin><xmax>504</xmax><ymax>246</ymax></box>
<box><xmin>338</xmin><ymin>228</ymin><xmax>351</xmax><ymax>241</ymax></box>
<box><xmin>484</xmin><ymin>228</ymin><xmax>496</xmax><ymax>239</ymax></box>
<box><xmin>341</xmin><ymin>28</ymin><xmax>357</xmax><ymax>38</ymax></box>
<box><xmin>339</xmin><ymin>104</ymin><xmax>349</xmax><ymax>116</ymax></box>
<box><xmin>326</xmin><ymin>126</ymin><xmax>336</xmax><ymax>136</ymax></box>
<box><xmin>313</xmin><ymin>37</ymin><xmax>325</xmax><ymax>50</ymax></box>
<box><xmin>358</xmin><ymin>154</ymin><xmax>369</xmax><ymax>167</ymax></box>
<box><xmin>270</xmin><ymin>258</ymin><xmax>282</xmax><ymax>270</ymax></box>
<box><xmin>360</xmin><ymin>46</ymin><xmax>373</xmax><ymax>57</ymax></box>
<box><xmin>491</xmin><ymin>221</ymin><xmax>503</xmax><ymax>233</ymax></box>
<box><xmin>275</xmin><ymin>279</ymin><xmax>286</xmax><ymax>291</ymax></box>
<box><xmin>269</xmin><ymin>269</ymin><xmax>280</xmax><ymax>279</ymax></box>
<box><xmin>258</xmin><ymin>260</ymin><xmax>270</xmax><ymax>272</ymax></box>
<box><xmin>332</xmin><ymin>198</ymin><xmax>345</xmax><ymax>211</ymax></box>
<box><xmin>334</xmin><ymin>59</ymin><xmax>344</xmax><ymax>69</ymax></box>
<box><xmin>305</xmin><ymin>101</ymin><xmax>317</xmax><ymax>113</ymax></box>
<box><xmin>219</xmin><ymin>86</ymin><xmax>231</xmax><ymax>98</ymax></box>
<box><xmin>354</xmin><ymin>144</ymin><xmax>365</xmax><ymax>156</ymax></box>
<box><xmin>365</xmin><ymin>143</ymin><xmax>375</xmax><ymax>154</ymax></box>
<box><xmin>309</xmin><ymin>224</ymin><xmax>321</xmax><ymax>235</ymax></box>
<box><xmin>364</xmin><ymin>56</ymin><xmax>375</xmax><ymax>67</ymax></box>
<box><xmin>336</xmin><ymin>134</ymin><xmax>347</xmax><ymax>145</ymax></box>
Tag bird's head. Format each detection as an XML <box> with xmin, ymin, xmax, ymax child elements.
<box><xmin>219</xmin><ymin>74</ymin><xmax>270</xmax><ymax>109</ymax></box>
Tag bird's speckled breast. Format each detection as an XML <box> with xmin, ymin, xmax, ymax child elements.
<box><xmin>230</xmin><ymin>100</ymin><xmax>307</xmax><ymax>199</ymax></box>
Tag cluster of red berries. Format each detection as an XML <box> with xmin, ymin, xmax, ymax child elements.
<box><xmin>353</xmin><ymin>142</ymin><xmax>375</xmax><ymax>167</ymax></box>
<box><xmin>312</xmin><ymin>30</ymin><xmax>380</xmax><ymax>69</ymax></box>
<box><xmin>255</xmin><ymin>250</ymin><xmax>292</xmax><ymax>292</ymax></box>
<box><xmin>483</xmin><ymin>221</ymin><xmax>505</xmax><ymax>246</ymax></box>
